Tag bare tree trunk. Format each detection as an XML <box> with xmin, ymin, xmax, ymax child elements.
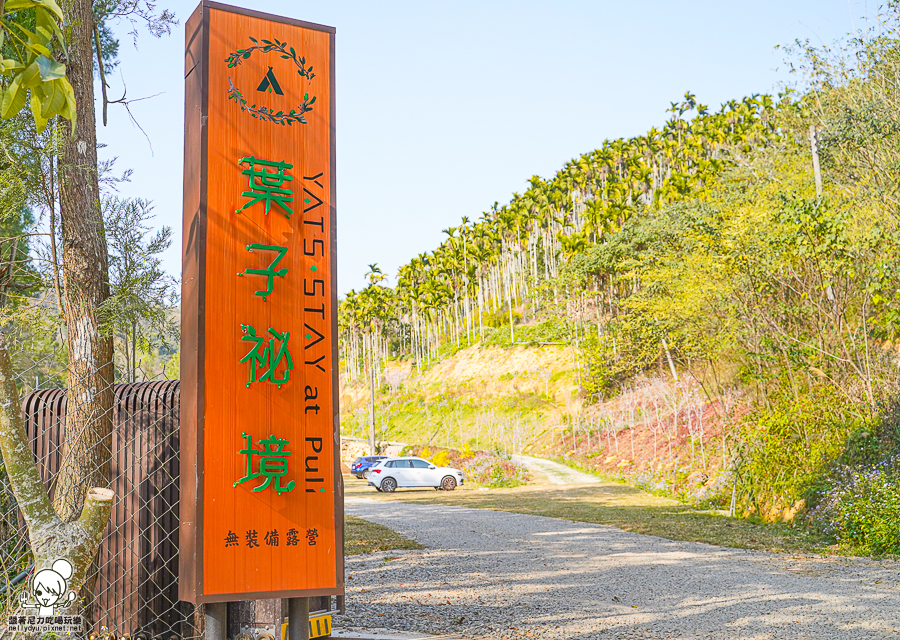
<box><xmin>368</xmin><ymin>331</ymin><xmax>376</xmax><ymax>455</ymax></box>
<box><xmin>661</xmin><ymin>336</ymin><xmax>678</xmax><ymax>382</ymax></box>
<box><xmin>54</xmin><ymin>0</ymin><xmax>115</xmax><ymax>522</ymax></box>
<box><xmin>132</xmin><ymin>319</ymin><xmax>138</xmax><ymax>382</ymax></box>
<box><xmin>45</xmin><ymin>141</ymin><xmax>65</xmax><ymax>314</ymax></box>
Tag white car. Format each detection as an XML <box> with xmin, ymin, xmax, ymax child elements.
<box><xmin>367</xmin><ymin>456</ymin><xmax>464</xmax><ymax>492</ymax></box>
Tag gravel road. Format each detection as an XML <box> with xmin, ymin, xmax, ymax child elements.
<box><xmin>511</xmin><ymin>455</ymin><xmax>602</xmax><ymax>485</ymax></box>
<box><xmin>337</xmin><ymin>497</ymin><xmax>900</xmax><ymax>639</ymax></box>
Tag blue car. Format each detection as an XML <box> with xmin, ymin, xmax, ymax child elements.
<box><xmin>351</xmin><ymin>455</ymin><xmax>388</xmax><ymax>479</ymax></box>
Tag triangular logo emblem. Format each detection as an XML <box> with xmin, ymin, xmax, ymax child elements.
<box><xmin>256</xmin><ymin>67</ymin><xmax>284</xmax><ymax>95</ymax></box>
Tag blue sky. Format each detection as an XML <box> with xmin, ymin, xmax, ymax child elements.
<box><xmin>97</xmin><ymin>0</ymin><xmax>876</xmax><ymax>294</ymax></box>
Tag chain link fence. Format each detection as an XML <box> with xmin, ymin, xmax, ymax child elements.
<box><xmin>0</xmin><ymin>337</ymin><xmax>339</xmax><ymax>640</ymax></box>
<box><xmin>0</xmin><ymin>358</ymin><xmax>203</xmax><ymax>639</ymax></box>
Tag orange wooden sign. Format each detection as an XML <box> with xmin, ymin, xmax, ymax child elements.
<box><xmin>180</xmin><ymin>1</ymin><xmax>341</xmax><ymax>603</ymax></box>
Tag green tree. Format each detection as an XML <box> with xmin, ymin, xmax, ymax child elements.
<box><xmin>100</xmin><ymin>196</ymin><xmax>176</xmax><ymax>383</ymax></box>
<box><xmin>0</xmin><ymin>0</ymin><xmax>77</xmax><ymax>130</ymax></box>
<box><xmin>0</xmin><ymin>0</ymin><xmax>176</xmax><ymax>608</ymax></box>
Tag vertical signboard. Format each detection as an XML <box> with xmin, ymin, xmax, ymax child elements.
<box><xmin>180</xmin><ymin>1</ymin><xmax>340</xmax><ymax>602</ymax></box>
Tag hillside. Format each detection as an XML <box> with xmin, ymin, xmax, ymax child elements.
<box><xmin>341</xmin><ymin>340</ymin><xmax>733</xmax><ymax>510</ymax></box>
<box><xmin>341</xmin><ymin>344</ymin><xmax>577</xmax><ymax>451</ymax></box>
<box><xmin>339</xmin><ymin>18</ymin><xmax>900</xmax><ymax>555</ymax></box>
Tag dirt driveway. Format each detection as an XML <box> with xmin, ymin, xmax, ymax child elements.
<box><xmin>337</xmin><ymin>496</ymin><xmax>900</xmax><ymax>640</ymax></box>
<box><xmin>511</xmin><ymin>455</ymin><xmax>602</xmax><ymax>485</ymax></box>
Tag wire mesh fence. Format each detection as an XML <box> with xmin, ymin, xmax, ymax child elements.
<box><xmin>0</xmin><ymin>365</ymin><xmax>203</xmax><ymax>639</ymax></box>
<box><xmin>0</xmin><ymin>330</ymin><xmax>341</xmax><ymax>640</ymax></box>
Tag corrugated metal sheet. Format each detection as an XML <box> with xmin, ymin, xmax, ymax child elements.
<box><xmin>22</xmin><ymin>380</ymin><xmax>191</xmax><ymax>636</ymax></box>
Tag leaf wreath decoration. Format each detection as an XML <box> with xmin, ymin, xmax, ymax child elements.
<box><xmin>225</xmin><ymin>37</ymin><xmax>317</xmax><ymax>126</ymax></box>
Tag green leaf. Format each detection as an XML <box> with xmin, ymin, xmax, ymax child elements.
<box><xmin>35</xmin><ymin>6</ymin><xmax>61</xmax><ymax>44</ymax></box>
<box><xmin>34</xmin><ymin>25</ymin><xmax>53</xmax><ymax>45</ymax></box>
<box><xmin>28</xmin><ymin>41</ymin><xmax>52</xmax><ymax>57</ymax></box>
<box><xmin>40</xmin><ymin>77</ymin><xmax>66</xmax><ymax>117</ymax></box>
<box><xmin>23</xmin><ymin>0</ymin><xmax>65</xmax><ymax>21</ymax></box>
<box><xmin>4</xmin><ymin>0</ymin><xmax>39</xmax><ymax>10</ymax></box>
<box><xmin>35</xmin><ymin>55</ymin><xmax>65</xmax><ymax>80</ymax></box>
<box><xmin>19</xmin><ymin>61</ymin><xmax>41</xmax><ymax>88</ymax></box>
<box><xmin>249</xmin><ymin>37</ymin><xmax>258</xmax><ymax>43</ymax></box>
<box><xmin>1</xmin><ymin>59</ymin><xmax>25</xmax><ymax>74</ymax></box>
<box><xmin>30</xmin><ymin>91</ymin><xmax>47</xmax><ymax>132</ymax></box>
<box><xmin>59</xmin><ymin>77</ymin><xmax>76</xmax><ymax>125</ymax></box>
<box><xmin>0</xmin><ymin>77</ymin><xmax>28</xmax><ymax>119</ymax></box>
<box><xmin>32</xmin><ymin>7</ymin><xmax>53</xmax><ymax>45</ymax></box>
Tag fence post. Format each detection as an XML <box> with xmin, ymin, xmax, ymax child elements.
<box><xmin>288</xmin><ymin>597</ymin><xmax>310</xmax><ymax>640</ymax></box>
<box><xmin>205</xmin><ymin>602</ymin><xmax>227</xmax><ymax>640</ymax></box>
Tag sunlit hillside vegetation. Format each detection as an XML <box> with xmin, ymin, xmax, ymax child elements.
<box><xmin>340</xmin><ymin>14</ymin><xmax>900</xmax><ymax>553</ymax></box>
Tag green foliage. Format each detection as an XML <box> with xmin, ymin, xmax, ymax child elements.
<box><xmin>99</xmin><ymin>197</ymin><xmax>178</xmax><ymax>382</ymax></box>
<box><xmin>336</xmin><ymin>8</ymin><xmax>900</xmax><ymax>554</ymax></box>
<box><xmin>339</xmin><ymin>87</ymin><xmax>785</xmax><ymax>373</ymax></box>
<box><xmin>0</xmin><ymin>0</ymin><xmax>76</xmax><ymax>131</ymax></box>
<box><xmin>733</xmin><ymin>386</ymin><xmax>872</xmax><ymax>518</ymax></box>
<box><xmin>482</xmin><ymin>306</ymin><xmax>521</xmax><ymax>329</ymax></box>
<box><xmin>809</xmin><ymin>458</ymin><xmax>900</xmax><ymax>555</ymax></box>
<box><xmin>582</xmin><ymin>321</ymin><xmax>660</xmax><ymax>400</ymax></box>
<box><xmin>402</xmin><ymin>444</ymin><xmax>529</xmax><ymax>488</ymax></box>
<box><xmin>163</xmin><ymin>348</ymin><xmax>179</xmax><ymax>380</ymax></box>
<box><xmin>482</xmin><ymin>318</ymin><xmax>569</xmax><ymax>348</ymax></box>
<box><xmin>430</xmin><ymin>450</ymin><xmax>450</xmax><ymax>467</ymax></box>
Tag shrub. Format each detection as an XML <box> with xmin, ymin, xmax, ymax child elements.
<box><xmin>401</xmin><ymin>444</ymin><xmax>529</xmax><ymax>487</ymax></box>
<box><xmin>483</xmin><ymin>318</ymin><xmax>568</xmax><ymax>347</ymax></box>
<box><xmin>430</xmin><ymin>450</ymin><xmax>451</xmax><ymax>467</ymax></box>
<box><xmin>733</xmin><ymin>386</ymin><xmax>869</xmax><ymax>519</ymax></box>
<box><xmin>807</xmin><ymin>457</ymin><xmax>900</xmax><ymax>555</ymax></box>
<box><xmin>631</xmin><ymin>467</ymin><xmax>732</xmax><ymax>508</ymax></box>
<box><xmin>482</xmin><ymin>306</ymin><xmax>522</xmax><ymax>329</ymax></box>
<box><xmin>461</xmin><ymin>454</ymin><xmax>529</xmax><ymax>487</ymax></box>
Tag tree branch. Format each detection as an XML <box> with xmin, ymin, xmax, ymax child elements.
<box><xmin>94</xmin><ymin>24</ymin><xmax>110</xmax><ymax>126</ymax></box>
<box><xmin>0</xmin><ymin>331</ymin><xmax>59</xmax><ymax>532</ymax></box>
<box><xmin>75</xmin><ymin>487</ymin><xmax>114</xmax><ymax>546</ymax></box>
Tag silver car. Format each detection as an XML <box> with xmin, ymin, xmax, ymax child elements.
<box><xmin>367</xmin><ymin>456</ymin><xmax>465</xmax><ymax>492</ymax></box>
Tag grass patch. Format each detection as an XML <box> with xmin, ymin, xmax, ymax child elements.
<box><xmin>343</xmin><ymin>382</ymin><xmax>556</xmax><ymax>448</ymax></box>
<box><xmin>344</xmin><ymin>515</ymin><xmax>424</xmax><ymax>555</ymax></box>
<box><xmin>344</xmin><ymin>476</ymin><xmax>831</xmax><ymax>555</ymax></box>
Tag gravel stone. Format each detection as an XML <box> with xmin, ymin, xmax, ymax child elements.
<box><xmin>337</xmin><ymin>497</ymin><xmax>900</xmax><ymax>639</ymax></box>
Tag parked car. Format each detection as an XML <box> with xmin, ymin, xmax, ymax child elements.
<box><xmin>367</xmin><ymin>456</ymin><xmax>464</xmax><ymax>492</ymax></box>
<box><xmin>350</xmin><ymin>455</ymin><xmax>388</xmax><ymax>479</ymax></box>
